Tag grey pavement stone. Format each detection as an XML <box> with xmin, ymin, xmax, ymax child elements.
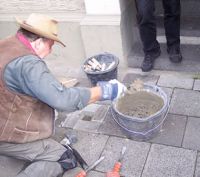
<box><xmin>195</xmin><ymin>152</ymin><xmax>200</xmax><ymax>177</ymax></box>
<box><xmin>63</xmin><ymin>167</ymin><xmax>104</xmax><ymax>177</ymax></box>
<box><xmin>157</xmin><ymin>74</ymin><xmax>194</xmax><ymax>89</ymax></box>
<box><xmin>194</xmin><ymin>79</ymin><xmax>200</xmax><ymax>91</ymax></box>
<box><xmin>92</xmin><ymin>105</ymin><xmax>109</xmax><ymax>122</ymax></box>
<box><xmin>82</xmin><ymin>104</ymin><xmax>102</xmax><ymax>115</ymax></box>
<box><xmin>72</xmin><ymin>131</ymin><xmax>109</xmax><ymax>163</ymax></box>
<box><xmin>160</xmin><ymin>86</ymin><xmax>173</xmax><ymax>102</ymax></box>
<box><xmin>142</xmin><ymin>144</ymin><xmax>197</xmax><ymax>177</ymax></box>
<box><xmin>97</xmin><ymin>136</ymin><xmax>151</xmax><ymax>177</ymax></box>
<box><xmin>0</xmin><ymin>155</ymin><xmax>26</xmax><ymax>177</ymax></box>
<box><xmin>182</xmin><ymin>117</ymin><xmax>200</xmax><ymax>151</ymax></box>
<box><xmin>98</xmin><ymin>108</ymin><xmax>126</xmax><ymax>138</ymax></box>
<box><xmin>149</xmin><ymin>114</ymin><xmax>187</xmax><ymax>147</ymax></box>
<box><xmin>170</xmin><ymin>88</ymin><xmax>200</xmax><ymax>117</ymax></box>
<box><xmin>60</xmin><ymin>110</ymin><xmax>82</xmax><ymax>128</ymax></box>
<box><xmin>122</xmin><ymin>73</ymin><xmax>159</xmax><ymax>85</ymax></box>
<box><xmin>74</xmin><ymin>119</ymin><xmax>102</xmax><ymax>133</ymax></box>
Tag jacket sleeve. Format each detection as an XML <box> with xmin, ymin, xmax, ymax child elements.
<box><xmin>4</xmin><ymin>55</ymin><xmax>91</xmax><ymax>112</ymax></box>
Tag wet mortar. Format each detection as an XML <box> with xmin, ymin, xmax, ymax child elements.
<box><xmin>116</xmin><ymin>91</ymin><xmax>164</xmax><ymax>118</ymax></box>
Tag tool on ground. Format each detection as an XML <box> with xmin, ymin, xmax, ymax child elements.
<box><xmin>75</xmin><ymin>156</ymin><xmax>105</xmax><ymax>177</ymax></box>
<box><xmin>106</xmin><ymin>146</ymin><xmax>126</xmax><ymax>177</ymax></box>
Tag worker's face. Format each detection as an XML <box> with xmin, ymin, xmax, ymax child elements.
<box><xmin>34</xmin><ymin>38</ymin><xmax>54</xmax><ymax>58</ymax></box>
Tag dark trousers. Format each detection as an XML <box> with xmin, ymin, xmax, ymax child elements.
<box><xmin>135</xmin><ymin>0</ymin><xmax>181</xmax><ymax>55</ymax></box>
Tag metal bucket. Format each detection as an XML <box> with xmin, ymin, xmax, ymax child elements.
<box><xmin>111</xmin><ymin>84</ymin><xmax>169</xmax><ymax>141</ymax></box>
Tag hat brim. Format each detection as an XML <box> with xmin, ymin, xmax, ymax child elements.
<box><xmin>15</xmin><ymin>17</ymin><xmax>66</xmax><ymax>47</ymax></box>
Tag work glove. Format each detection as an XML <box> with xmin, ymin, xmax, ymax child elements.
<box><xmin>97</xmin><ymin>79</ymin><xmax>127</xmax><ymax>101</ymax></box>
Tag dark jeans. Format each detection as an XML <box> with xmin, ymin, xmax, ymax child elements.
<box><xmin>135</xmin><ymin>0</ymin><xmax>181</xmax><ymax>55</ymax></box>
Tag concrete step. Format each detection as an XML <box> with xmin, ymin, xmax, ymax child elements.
<box><xmin>155</xmin><ymin>0</ymin><xmax>200</xmax><ymax>17</ymax></box>
<box><xmin>127</xmin><ymin>43</ymin><xmax>200</xmax><ymax>72</ymax></box>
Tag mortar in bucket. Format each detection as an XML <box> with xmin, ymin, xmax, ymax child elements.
<box><xmin>111</xmin><ymin>84</ymin><xmax>169</xmax><ymax>141</ymax></box>
<box><xmin>83</xmin><ymin>53</ymin><xmax>119</xmax><ymax>86</ymax></box>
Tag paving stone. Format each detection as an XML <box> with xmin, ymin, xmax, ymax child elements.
<box><xmin>72</xmin><ymin>131</ymin><xmax>109</xmax><ymax>163</ymax></box>
<box><xmin>182</xmin><ymin>117</ymin><xmax>200</xmax><ymax>151</ymax></box>
<box><xmin>63</xmin><ymin>167</ymin><xmax>104</xmax><ymax>177</ymax></box>
<box><xmin>149</xmin><ymin>114</ymin><xmax>187</xmax><ymax>147</ymax></box>
<box><xmin>74</xmin><ymin>119</ymin><xmax>102</xmax><ymax>133</ymax></box>
<box><xmin>0</xmin><ymin>155</ymin><xmax>26</xmax><ymax>177</ymax></box>
<box><xmin>60</xmin><ymin>110</ymin><xmax>83</xmax><ymax>128</ymax></box>
<box><xmin>195</xmin><ymin>152</ymin><xmax>200</xmax><ymax>177</ymax></box>
<box><xmin>194</xmin><ymin>79</ymin><xmax>200</xmax><ymax>91</ymax></box>
<box><xmin>160</xmin><ymin>86</ymin><xmax>173</xmax><ymax>102</ymax></box>
<box><xmin>97</xmin><ymin>136</ymin><xmax>151</xmax><ymax>177</ymax></box>
<box><xmin>122</xmin><ymin>73</ymin><xmax>159</xmax><ymax>85</ymax></box>
<box><xmin>82</xmin><ymin>104</ymin><xmax>102</xmax><ymax>115</ymax></box>
<box><xmin>142</xmin><ymin>144</ymin><xmax>197</xmax><ymax>177</ymax></box>
<box><xmin>157</xmin><ymin>74</ymin><xmax>194</xmax><ymax>89</ymax></box>
<box><xmin>92</xmin><ymin>105</ymin><xmax>109</xmax><ymax>122</ymax></box>
<box><xmin>170</xmin><ymin>88</ymin><xmax>200</xmax><ymax>117</ymax></box>
<box><xmin>98</xmin><ymin>108</ymin><xmax>126</xmax><ymax>138</ymax></box>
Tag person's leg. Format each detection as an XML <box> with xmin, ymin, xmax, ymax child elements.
<box><xmin>135</xmin><ymin>0</ymin><xmax>160</xmax><ymax>54</ymax></box>
<box><xmin>0</xmin><ymin>138</ymin><xmax>66</xmax><ymax>177</ymax></box>
<box><xmin>163</xmin><ymin>0</ymin><xmax>182</xmax><ymax>62</ymax></box>
<box><xmin>135</xmin><ymin>0</ymin><xmax>160</xmax><ymax>71</ymax></box>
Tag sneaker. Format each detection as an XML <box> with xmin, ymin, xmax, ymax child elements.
<box><xmin>167</xmin><ymin>46</ymin><xmax>182</xmax><ymax>63</ymax></box>
<box><xmin>141</xmin><ymin>50</ymin><xmax>161</xmax><ymax>72</ymax></box>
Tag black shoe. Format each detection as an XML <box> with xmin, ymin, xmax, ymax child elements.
<box><xmin>168</xmin><ymin>46</ymin><xmax>182</xmax><ymax>63</ymax></box>
<box><xmin>141</xmin><ymin>50</ymin><xmax>161</xmax><ymax>72</ymax></box>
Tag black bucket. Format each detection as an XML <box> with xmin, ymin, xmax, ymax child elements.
<box><xmin>83</xmin><ymin>53</ymin><xmax>119</xmax><ymax>86</ymax></box>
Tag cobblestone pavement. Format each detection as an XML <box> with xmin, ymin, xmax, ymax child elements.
<box><xmin>1</xmin><ymin>69</ymin><xmax>200</xmax><ymax>177</ymax></box>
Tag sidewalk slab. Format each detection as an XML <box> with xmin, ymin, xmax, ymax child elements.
<box><xmin>193</xmin><ymin>79</ymin><xmax>200</xmax><ymax>91</ymax></box>
<box><xmin>149</xmin><ymin>114</ymin><xmax>187</xmax><ymax>147</ymax></box>
<box><xmin>142</xmin><ymin>144</ymin><xmax>197</xmax><ymax>177</ymax></box>
<box><xmin>122</xmin><ymin>73</ymin><xmax>159</xmax><ymax>85</ymax></box>
<box><xmin>72</xmin><ymin>131</ymin><xmax>109</xmax><ymax>163</ymax></box>
<box><xmin>96</xmin><ymin>136</ymin><xmax>151</xmax><ymax>177</ymax></box>
<box><xmin>98</xmin><ymin>108</ymin><xmax>126</xmax><ymax>138</ymax></box>
<box><xmin>157</xmin><ymin>74</ymin><xmax>194</xmax><ymax>89</ymax></box>
<box><xmin>195</xmin><ymin>152</ymin><xmax>200</xmax><ymax>177</ymax></box>
<box><xmin>183</xmin><ymin>117</ymin><xmax>200</xmax><ymax>151</ymax></box>
<box><xmin>170</xmin><ymin>88</ymin><xmax>200</xmax><ymax>117</ymax></box>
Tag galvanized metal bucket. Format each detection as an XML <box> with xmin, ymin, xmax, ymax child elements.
<box><xmin>111</xmin><ymin>84</ymin><xmax>169</xmax><ymax>141</ymax></box>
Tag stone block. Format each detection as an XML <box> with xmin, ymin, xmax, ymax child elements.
<box><xmin>72</xmin><ymin>131</ymin><xmax>109</xmax><ymax>163</ymax></box>
<box><xmin>150</xmin><ymin>114</ymin><xmax>187</xmax><ymax>147</ymax></box>
<box><xmin>170</xmin><ymin>89</ymin><xmax>200</xmax><ymax>117</ymax></box>
<box><xmin>157</xmin><ymin>74</ymin><xmax>194</xmax><ymax>89</ymax></box>
<box><xmin>97</xmin><ymin>136</ymin><xmax>151</xmax><ymax>177</ymax></box>
<box><xmin>183</xmin><ymin>117</ymin><xmax>200</xmax><ymax>151</ymax></box>
<box><xmin>142</xmin><ymin>144</ymin><xmax>197</xmax><ymax>177</ymax></box>
<box><xmin>194</xmin><ymin>79</ymin><xmax>200</xmax><ymax>91</ymax></box>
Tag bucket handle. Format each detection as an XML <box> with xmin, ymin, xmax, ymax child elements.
<box><xmin>110</xmin><ymin>103</ymin><xmax>170</xmax><ymax>136</ymax></box>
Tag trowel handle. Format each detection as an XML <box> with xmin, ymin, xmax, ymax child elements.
<box><xmin>113</xmin><ymin>162</ymin><xmax>121</xmax><ymax>172</ymax></box>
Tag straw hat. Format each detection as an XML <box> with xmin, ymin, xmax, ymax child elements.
<box><xmin>15</xmin><ymin>13</ymin><xmax>65</xmax><ymax>47</ymax></box>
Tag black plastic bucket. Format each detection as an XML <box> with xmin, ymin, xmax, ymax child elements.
<box><xmin>83</xmin><ymin>53</ymin><xmax>119</xmax><ymax>86</ymax></box>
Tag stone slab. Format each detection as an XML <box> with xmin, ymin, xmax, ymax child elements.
<box><xmin>158</xmin><ymin>74</ymin><xmax>194</xmax><ymax>89</ymax></box>
<box><xmin>122</xmin><ymin>73</ymin><xmax>159</xmax><ymax>85</ymax></box>
<box><xmin>142</xmin><ymin>144</ymin><xmax>197</xmax><ymax>177</ymax></box>
<box><xmin>149</xmin><ymin>114</ymin><xmax>187</xmax><ymax>147</ymax></box>
<box><xmin>63</xmin><ymin>167</ymin><xmax>104</xmax><ymax>177</ymax></box>
<box><xmin>98</xmin><ymin>108</ymin><xmax>126</xmax><ymax>138</ymax></box>
<box><xmin>0</xmin><ymin>155</ymin><xmax>26</xmax><ymax>177</ymax></box>
<box><xmin>160</xmin><ymin>87</ymin><xmax>173</xmax><ymax>102</ymax></box>
<box><xmin>170</xmin><ymin>88</ymin><xmax>200</xmax><ymax>117</ymax></box>
<box><xmin>195</xmin><ymin>152</ymin><xmax>200</xmax><ymax>177</ymax></box>
<box><xmin>182</xmin><ymin>117</ymin><xmax>200</xmax><ymax>151</ymax></box>
<box><xmin>97</xmin><ymin>136</ymin><xmax>151</xmax><ymax>177</ymax></box>
<box><xmin>74</xmin><ymin>119</ymin><xmax>101</xmax><ymax>133</ymax></box>
<box><xmin>194</xmin><ymin>79</ymin><xmax>200</xmax><ymax>91</ymax></box>
<box><xmin>72</xmin><ymin>131</ymin><xmax>109</xmax><ymax>163</ymax></box>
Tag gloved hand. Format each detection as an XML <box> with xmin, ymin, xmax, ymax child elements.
<box><xmin>97</xmin><ymin>79</ymin><xmax>127</xmax><ymax>101</ymax></box>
